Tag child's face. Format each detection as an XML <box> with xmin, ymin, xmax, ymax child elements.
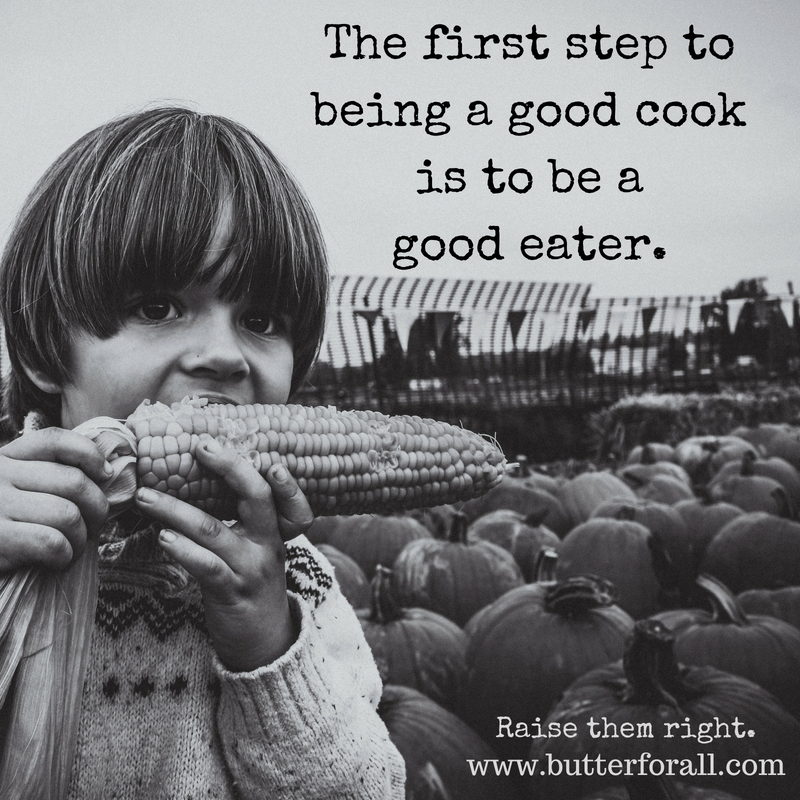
<box><xmin>52</xmin><ymin>272</ymin><xmax>294</xmax><ymax>427</ymax></box>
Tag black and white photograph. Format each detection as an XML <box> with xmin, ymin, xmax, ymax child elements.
<box><xmin>0</xmin><ymin>1</ymin><xmax>799</xmax><ymax>798</ymax></box>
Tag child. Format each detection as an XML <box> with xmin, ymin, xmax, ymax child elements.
<box><xmin>0</xmin><ymin>107</ymin><xmax>406</xmax><ymax>798</ymax></box>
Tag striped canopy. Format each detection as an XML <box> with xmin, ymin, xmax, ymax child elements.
<box><xmin>322</xmin><ymin>275</ymin><xmax>591</xmax><ymax>368</ymax></box>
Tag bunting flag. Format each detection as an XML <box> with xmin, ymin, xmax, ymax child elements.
<box><xmin>641</xmin><ymin>306</ymin><xmax>658</xmax><ymax>334</ymax></box>
<box><xmin>780</xmin><ymin>299</ymin><xmax>794</xmax><ymax>327</ymax></box>
<box><xmin>507</xmin><ymin>310</ymin><xmax>527</xmax><ymax>347</ymax></box>
<box><xmin>700</xmin><ymin>303</ymin><xmax>716</xmax><ymax>326</ymax></box>
<box><xmin>354</xmin><ymin>309</ymin><xmax>381</xmax><ymax>327</ymax></box>
<box><xmin>578</xmin><ymin>307</ymin><xmax>597</xmax><ymax>334</ymax></box>
<box><xmin>467</xmin><ymin>311</ymin><xmax>494</xmax><ymax>348</ymax></box>
<box><xmin>726</xmin><ymin>298</ymin><xmax>748</xmax><ymax>332</ymax></box>
<box><xmin>392</xmin><ymin>309</ymin><xmax>418</xmax><ymax>353</ymax></box>
<box><xmin>607</xmin><ymin>307</ymin><xmax>631</xmax><ymax>334</ymax></box>
<box><xmin>432</xmin><ymin>311</ymin><xmax>458</xmax><ymax>350</ymax></box>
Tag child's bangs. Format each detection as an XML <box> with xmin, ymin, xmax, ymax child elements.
<box><xmin>76</xmin><ymin>114</ymin><xmax>323</xmax><ymax>335</ymax></box>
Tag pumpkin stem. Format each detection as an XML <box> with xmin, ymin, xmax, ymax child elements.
<box><xmin>515</xmin><ymin>455</ymin><xmax>530</xmax><ymax>477</ymax></box>
<box><xmin>695</xmin><ymin>484</ymin><xmax>714</xmax><ymax>505</ymax></box>
<box><xmin>740</xmin><ymin>449</ymin><xmax>757</xmax><ymax>476</ymax></box>
<box><xmin>615</xmin><ymin>504</ymin><xmax>638</xmax><ymax>522</ymax></box>
<box><xmin>695</xmin><ymin>573</ymin><xmax>749</xmax><ymax>626</ymax></box>
<box><xmin>544</xmin><ymin>575</ymin><xmax>617</xmax><ymax>616</ymax></box>
<box><xmin>447</xmin><ymin>512</ymin><xmax>469</xmax><ymax>545</ymax></box>
<box><xmin>641</xmin><ymin>444</ymin><xmax>657</xmax><ymax>465</ymax></box>
<box><xmin>621</xmin><ymin>471</ymin><xmax>645</xmax><ymax>490</ymax></box>
<box><xmin>533</xmin><ymin>547</ymin><xmax>559</xmax><ymax>584</ymax></box>
<box><xmin>369</xmin><ymin>566</ymin><xmax>403</xmax><ymax>624</ymax></box>
<box><xmin>622</xmin><ymin>619</ymin><xmax>689</xmax><ymax>707</ymax></box>
<box><xmin>523</xmin><ymin>509</ymin><xmax>550</xmax><ymax>529</ymax></box>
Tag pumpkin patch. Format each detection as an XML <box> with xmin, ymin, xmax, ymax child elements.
<box><xmin>330</xmin><ymin>409</ymin><xmax>800</xmax><ymax>797</ymax></box>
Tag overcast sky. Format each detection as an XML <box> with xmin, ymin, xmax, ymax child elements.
<box><xmin>1</xmin><ymin>0</ymin><xmax>797</xmax><ymax>299</ymax></box>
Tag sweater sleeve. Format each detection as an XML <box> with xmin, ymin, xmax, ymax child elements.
<box><xmin>213</xmin><ymin>545</ymin><xmax>406</xmax><ymax>799</ymax></box>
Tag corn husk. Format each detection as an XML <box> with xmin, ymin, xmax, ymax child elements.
<box><xmin>0</xmin><ymin>419</ymin><xmax>135</xmax><ymax>799</ymax></box>
<box><xmin>0</xmin><ymin>548</ymin><xmax>98</xmax><ymax>799</ymax></box>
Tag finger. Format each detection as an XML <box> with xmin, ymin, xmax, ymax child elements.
<box><xmin>0</xmin><ymin>521</ymin><xmax>74</xmax><ymax>571</ymax></box>
<box><xmin>263</xmin><ymin>464</ymin><xmax>315</xmax><ymax>542</ymax></box>
<box><xmin>194</xmin><ymin>438</ymin><xmax>276</xmax><ymax>509</ymax></box>
<box><xmin>156</xmin><ymin>528</ymin><xmax>235</xmax><ymax>590</ymax></box>
<box><xmin>134</xmin><ymin>486</ymin><xmax>240</xmax><ymax>561</ymax></box>
<box><xmin>7</xmin><ymin>460</ymin><xmax>110</xmax><ymax>536</ymax></box>
<box><xmin>0</xmin><ymin>489</ymin><xmax>89</xmax><ymax>561</ymax></box>
<box><xmin>1</xmin><ymin>427</ymin><xmax>115</xmax><ymax>486</ymax></box>
<box><xmin>192</xmin><ymin>439</ymin><xmax>283</xmax><ymax>541</ymax></box>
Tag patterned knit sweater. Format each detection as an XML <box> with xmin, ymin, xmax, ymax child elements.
<box><xmin>64</xmin><ymin>516</ymin><xmax>406</xmax><ymax>799</ymax></box>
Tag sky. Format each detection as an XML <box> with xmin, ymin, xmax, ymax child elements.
<box><xmin>1</xmin><ymin>0</ymin><xmax>798</xmax><ymax>299</ymax></box>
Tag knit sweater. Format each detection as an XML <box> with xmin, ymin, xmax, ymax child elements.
<box><xmin>64</xmin><ymin>516</ymin><xmax>406</xmax><ymax>799</ymax></box>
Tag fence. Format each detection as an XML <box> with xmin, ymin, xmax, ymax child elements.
<box><xmin>295</xmin><ymin>275</ymin><xmax>800</xmax><ymax>418</ymax></box>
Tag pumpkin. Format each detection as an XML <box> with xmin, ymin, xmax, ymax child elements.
<box><xmin>304</xmin><ymin>514</ymin><xmax>344</xmax><ymax>546</ymax></box>
<box><xmin>316</xmin><ymin>543</ymin><xmax>370</xmax><ymax>608</ymax></box>
<box><xmin>461</xmin><ymin>573</ymin><xmax>634</xmax><ymax>761</ymax></box>
<box><xmin>710</xmin><ymin>452</ymin><xmax>800</xmax><ymax>515</ymax></box>
<box><xmin>730</xmin><ymin>422</ymin><xmax>792</xmax><ymax>455</ymax></box>
<box><xmin>625</xmin><ymin>442</ymin><xmax>677</xmax><ymax>466</ymax></box>
<box><xmin>700</xmin><ymin>512</ymin><xmax>800</xmax><ymax>593</ymax></box>
<box><xmin>557</xmin><ymin>472</ymin><xmax>638</xmax><ymax>529</ymax></box>
<box><xmin>619</xmin><ymin>444</ymin><xmax>690</xmax><ymax>487</ymax></box>
<box><xmin>510</xmin><ymin>455</ymin><xmax>562</xmax><ymax>495</ymax></box>
<box><xmin>404</xmin><ymin>504</ymin><xmax>463</xmax><ymax>540</ymax></box>
<box><xmin>707</xmin><ymin>452</ymin><xmax>793</xmax><ymax>518</ymax></box>
<box><xmin>326</xmin><ymin>513</ymin><xmax>432</xmax><ymax>579</ymax></box>
<box><xmin>463</xmin><ymin>547</ymin><xmax>559</xmax><ymax>640</ymax></box>
<box><xmin>764</xmin><ymin>428</ymin><xmax>800</xmax><ymax>471</ymax></box>
<box><xmin>378</xmin><ymin>684</ymin><xmax>523</xmax><ymax>800</ymax></box>
<box><xmin>391</xmin><ymin>513</ymin><xmax>524</xmax><ymax>626</ymax></box>
<box><xmin>557</xmin><ymin>517</ymin><xmax>673</xmax><ymax>618</ymax></box>
<box><xmin>653</xmin><ymin>574</ymin><xmax>800</xmax><ymax>718</ymax></box>
<box><xmin>737</xmin><ymin>585</ymin><xmax>800</xmax><ymax>631</ymax></box>
<box><xmin>705</xmin><ymin>437</ymin><xmax>760</xmax><ymax>479</ymax></box>
<box><xmin>632</xmin><ymin>473</ymin><xmax>696</xmax><ymax>505</ymax></box>
<box><xmin>528</xmin><ymin>620</ymin><xmax>800</xmax><ymax>800</ymax></box>
<box><xmin>460</xmin><ymin>483</ymin><xmax>572</xmax><ymax>537</ymax></box>
<box><xmin>579</xmin><ymin>777</ymin><xmax>743</xmax><ymax>799</ymax></box>
<box><xmin>590</xmin><ymin>499</ymin><xmax>695</xmax><ymax>604</ymax></box>
<box><xmin>674</xmin><ymin>495</ymin><xmax>744</xmax><ymax>571</ymax></box>
<box><xmin>357</xmin><ymin>567</ymin><xmax>468</xmax><ymax>710</ymax></box>
<box><xmin>467</xmin><ymin>509</ymin><xmax>561</xmax><ymax>581</ymax></box>
<box><xmin>673</xmin><ymin>436</ymin><xmax>758</xmax><ymax>486</ymax></box>
<box><xmin>407</xmin><ymin>762</ymin><xmax>453</xmax><ymax>800</ymax></box>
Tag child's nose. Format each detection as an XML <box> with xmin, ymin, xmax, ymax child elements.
<box><xmin>182</xmin><ymin>320</ymin><xmax>250</xmax><ymax>381</ymax></box>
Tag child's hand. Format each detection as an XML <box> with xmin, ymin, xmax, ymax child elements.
<box><xmin>0</xmin><ymin>428</ymin><xmax>113</xmax><ymax>571</ymax></box>
<box><xmin>134</xmin><ymin>438</ymin><xmax>314</xmax><ymax>672</ymax></box>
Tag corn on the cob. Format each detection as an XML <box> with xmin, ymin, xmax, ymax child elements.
<box><xmin>126</xmin><ymin>397</ymin><xmax>507</xmax><ymax>517</ymax></box>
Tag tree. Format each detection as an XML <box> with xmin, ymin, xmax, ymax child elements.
<box><xmin>720</xmin><ymin>277</ymin><xmax>768</xmax><ymax>300</ymax></box>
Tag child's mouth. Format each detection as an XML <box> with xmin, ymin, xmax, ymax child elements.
<box><xmin>192</xmin><ymin>393</ymin><xmax>240</xmax><ymax>406</ymax></box>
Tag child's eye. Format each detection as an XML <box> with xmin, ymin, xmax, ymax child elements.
<box><xmin>131</xmin><ymin>298</ymin><xmax>179</xmax><ymax>322</ymax></box>
<box><xmin>242</xmin><ymin>311</ymin><xmax>283</xmax><ymax>335</ymax></box>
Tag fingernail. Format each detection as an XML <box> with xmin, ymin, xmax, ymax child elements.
<box><xmin>103</xmin><ymin>460</ymin><xmax>115</xmax><ymax>478</ymax></box>
<box><xmin>203</xmin><ymin>438</ymin><xmax>223</xmax><ymax>454</ymax></box>
<box><xmin>272</xmin><ymin>465</ymin><xmax>287</xmax><ymax>482</ymax></box>
<box><xmin>136</xmin><ymin>487</ymin><xmax>158</xmax><ymax>504</ymax></box>
<box><xmin>159</xmin><ymin>529</ymin><xmax>177</xmax><ymax>543</ymax></box>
